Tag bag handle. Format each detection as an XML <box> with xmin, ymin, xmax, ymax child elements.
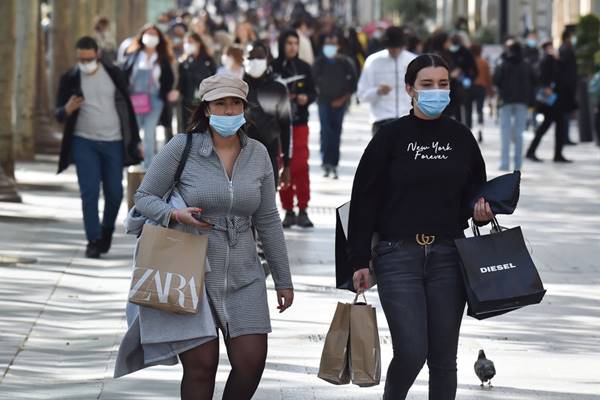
<box><xmin>353</xmin><ymin>291</ymin><xmax>368</xmax><ymax>304</ymax></box>
<box><xmin>166</xmin><ymin>133</ymin><xmax>193</xmax><ymax>202</ymax></box>
<box><xmin>471</xmin><ymin>216</ymin><xmax>503</xmax><ymax>237</ymax></box>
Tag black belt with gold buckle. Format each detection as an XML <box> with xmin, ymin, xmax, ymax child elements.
<box><xmin>415</xmin><ymin>234</ymin><xmax>436</xmax><ymax>245</ymax></box>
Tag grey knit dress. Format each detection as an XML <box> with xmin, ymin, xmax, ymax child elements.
<box><xmin>114</xmin><ymin>132</ymin><xmax>293</xmax><ymax>377</ymax></box>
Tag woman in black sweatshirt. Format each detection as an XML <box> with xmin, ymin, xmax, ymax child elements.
<box><xmin>347</xmin><ymin>54</ymin><xmax>494</xmax><ymax>399</ymax></box>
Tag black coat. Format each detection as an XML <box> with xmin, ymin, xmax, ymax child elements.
<box><xmin>558</xmin><ymin>43</ymin><xmax>578</xmax><ymax>112</ymax></box>
<box><xmin>54</xmin><ymin>61</ymin><xmax>142</xmax><ymax>174</ymax></box>
<box><xmin>244</xmin><ymin>73</ymin><xmax>292</xmax><ymax>166</ymax></box>
<box><xmin>271</xmin><ymin>55</ymin><xmax>317</xmax><ymax>125</ymax></box>
<box><xmin>122</xmin><ymin>50</ymin><xmax>176</xmax><ymax>128</ymax></box>
<box><xmin>493</xmin><ymin>55</ymin><xmax>536</xmax><ymax>106</ymax></box>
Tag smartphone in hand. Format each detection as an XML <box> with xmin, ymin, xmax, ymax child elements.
<box><xmin>192</xmin><ymin>212</ymin><xmax>213</xmax><ymax>226</ymax></box>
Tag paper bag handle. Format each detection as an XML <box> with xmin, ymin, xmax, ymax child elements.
<box><xmin>471</xmin><ymin>216</ymin><xmax>503</xmax><ymax>237</ymax></box>
<box><xmin>353</xmin><ymin>291</ymin><xmax>368</xmax><ymax>304</ymax></box>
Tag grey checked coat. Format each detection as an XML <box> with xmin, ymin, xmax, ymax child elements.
<box><xmin>114</xmin><ymin>132</ymin><xmax>293</xmax><ymax>377</ymax></box>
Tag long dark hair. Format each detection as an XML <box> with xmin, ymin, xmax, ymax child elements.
<box><xmin>126</xmin><ymin>24</ymin><xmax>174</xmax><ymax>65</ymax></box>
<box><xmin>405</xmin><ymin>53</ymin><xmax>449</xmax><ymax>86</ymax></box>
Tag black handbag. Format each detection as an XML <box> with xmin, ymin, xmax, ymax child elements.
<box><xmin>469</xmin><ymin>171</ymin><xmax>521</xmax><ymax>215</ymax></box>
<box><xmin>454</xmin><ymin>218</ymin><xmax>546</xmax><ymax>320</ymax></box>
<box><xmin>335</xmin><ymin>202</ymin><xmax>377</xmax><ymax>292</ymax></box>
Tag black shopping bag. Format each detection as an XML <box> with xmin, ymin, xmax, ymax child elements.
<box><xmin>454</xmin><ymin>218</ymin><xmax>546</xmax><ymax>320</ymax></box>
<box><xmin>335</xmin><ymin>202</ymin><xmax>376</xmax><ymax>292</ymax></box>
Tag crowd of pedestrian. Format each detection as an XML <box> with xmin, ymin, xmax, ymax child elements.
<box><xmin>50</xmin><ymin>4</ymin><xmax>582</xmax><ymax>399</ymax></box>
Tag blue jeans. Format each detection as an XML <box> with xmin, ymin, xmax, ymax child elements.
<box><xmin>499</xmin><ymin>103</ymin><xmax>528</xmax><ymax>171</ymax></box>
<box><xmin>373</xmin><ymin>239</ymin><xmax>466</xmax><ymax>400</ymax></box>
<box><xmin>318</xmin><ymin>101</ymin><xmax>346</xmax><ymax>167</ymax></box>
<box><xmin>136</xmin><ymin>96</ymin><xmax>164</xmax><ymax>169</ymax></box>
<box><xmin>71</xmin><ymin>136</ymin><xmax>124</xmax><ymax>242</ymax></box>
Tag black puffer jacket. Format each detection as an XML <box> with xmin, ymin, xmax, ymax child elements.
<box><xmin>493</xmin><ymin>53</ymin><xmax>536</xmax><ymax>106</ymax></box>
<box><xmin>272</xmin><ymin>30</ymin><xmax>317</xmax><ymax>125</ymax></box>
<box><xmin>244</xmin><ymin>73</ymin><xmax>292</xmax><ymax>166</ymax></box>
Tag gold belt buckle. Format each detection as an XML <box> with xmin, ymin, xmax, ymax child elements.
<box><xmin>416</xmin><ymin>234</ymin><xmax>435</xmax><ymax>246</ymax></box>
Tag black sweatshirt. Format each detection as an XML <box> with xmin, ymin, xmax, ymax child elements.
<box><xmin>347</xmin><ymin>111</ymin><xmax>487</xmax><ymax>270</ymax></box>
<box><xmin>244</xmin><ymin>73</ymin><xmax>292</xmax><ymax>166</ymax></box>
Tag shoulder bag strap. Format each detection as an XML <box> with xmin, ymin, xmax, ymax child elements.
<box><xmin>166</xmin><ymin>133</ymin><xmax>193</xmax><ymax>202</ymax></box>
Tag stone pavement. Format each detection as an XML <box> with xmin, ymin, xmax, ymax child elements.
<box><xmin>0</xmin><ymin>103</ymin><xmax>599</xmax><ymax>399</ymax></box>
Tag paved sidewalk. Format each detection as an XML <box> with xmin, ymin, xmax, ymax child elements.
<box><xmin>1</xmin><ymin>103</ymin><xmax>599</xmax><ymax>399</ymax></box>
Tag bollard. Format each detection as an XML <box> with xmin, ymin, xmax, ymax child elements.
<box><xmin>127</xmin><ymin>166</ymin><xmax>145</xmax><ymax>210</ymax></box>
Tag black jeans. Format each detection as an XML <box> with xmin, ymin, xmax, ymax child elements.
<box><xmin>526</xmin><ymin>106</ymin><xmax>565</xmax><ymax>159</ymax></box>
<box><xmin>373</xmin><ymin>239</ymin><xmax>466</xmax><ymax>400</ymax></box>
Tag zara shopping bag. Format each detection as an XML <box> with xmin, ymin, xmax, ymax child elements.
<box><xmin>454</xmin><ymin>218</ymin><xmax>546</xmax><ymax>320</ymax></box>
<box><xmin>128</xmin><ymin>224</ymin><xmax>208</xmax><ymax>314</ymax></box>
<box><xmin>318</xmin><ymin>293</ymin><xmax>381</xmax><ymax>387</ymax></box>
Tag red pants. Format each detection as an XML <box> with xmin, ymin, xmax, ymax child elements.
<box><xmin>280</xmin><ymin>124</ymin><xmax>311</xmax><ymax>211</ymax></box>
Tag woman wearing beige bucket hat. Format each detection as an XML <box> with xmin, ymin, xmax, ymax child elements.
<box><xmin>118</xmin><ymin>74</ymin><xmax>294</xmax><ymax>399</ymax></box>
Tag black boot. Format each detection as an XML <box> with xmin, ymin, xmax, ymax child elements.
<box><xmin>86</xmin><ymin>240</ymin><xmax>101</xmax><ymax>259</ymax></box>
<box><xmin>296</xmin><ymin>210</ymin><xmax>314</xmax><ymax>228</ymax></box>
<box><xmin>282</xmin><ymin>211</ymin><xmax>296</xmax><ymax>228</ymax></box>
<box><xmin>98</xmin><ymin>226</ymin><xmax>114</xmax><ymax>254</ymax></box>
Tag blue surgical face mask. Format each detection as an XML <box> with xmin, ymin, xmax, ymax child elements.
<box><xmin>449</xmin><ymin>44</ymin><xmax>460</xmax><ymax>53</ymax></box>
<box><xmin>323</xmin><ymin>44</ymin><xmax>338</xmax><ymax>58</ymax></box>
<box><xmin>415</xmin><ymin>89</ymin><xmax>451</xmax><ymax>118</ymax></box>
<box><xmin>526</xmin><ymin>38</ymin><xmax>537</xmax><ymax>48</ymax></box>
<box><xmin>209</xmin><ymin>113</ymin><xmax>246</xmax><ymax>137</ymax></box>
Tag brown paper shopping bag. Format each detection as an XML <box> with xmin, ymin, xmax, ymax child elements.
<box><xmin>128</xmin><ymin>224</ymin><xmax>208</xmax><ymax>314</ymax></box>
<box><xmin>318</xmin><ymin>302</ymin><xmax>351</xmax><ymax>385</ymax></box>
<box><xmin>349</xmin><ymin>293</ymin><xmax>381</xmax><ymax>387</ymax></box>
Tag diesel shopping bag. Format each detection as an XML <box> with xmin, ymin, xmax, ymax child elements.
<box><xmin>128</xmin><ymin>224</ymin><xmax>208</xmax><ymax>314</ymax></box>
<box><xmin>318</xmin><ymin>293</ymin><xmax>381</xmax><ymax>387</ymax></box>
<box><xmin>349</xmin><ymin>293</ymin><xmax>381</xmax><ymax>387</ymax></box>
<box><xmin>318</xmin><ymin>302</ymin><xmax>351</xmax><ymax>384</ymax></box>
<box><xmin>455</xmin><ymin>218</ymin><xmax>546</xmax><ymax>320</ymax></box>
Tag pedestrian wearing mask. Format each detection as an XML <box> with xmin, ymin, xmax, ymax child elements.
<box><xmin>493</xmin><ymin>41</ymin><xmax>536</xmax><ymax>171</ymax></box>
<box><xmin>168</xmin><ymin>22</ymin><xmax>187</xmax><ymax>60</ymax></box>
<box><xmin>526</xmin><ymin>41</ymin><xmax>571</xmax><ymax>162</ymax></box>
<box><xmin>357</xmin><ymin>26</ymin><xmax>416</xmax><ymax>135</ymax></box>
<box><xmin>272</xmin><ymin>29</ymin><xmax>317</xmax><ymax>228</ymax></box>
<box><xmin>217</xmin><ymin>45</ymin><xmax>245</xmax><ymax>80</ymax></box>
<box><xmin>448</xmin><ymin>34</ymin><xmax>478</xmax><ymax>128</ymax></box>
<box><xmin>347</xmin><ymin>54</ymin><xmax>493</xmax><ymax>399</ymax></box>
<box><xmin>313</xmin><ymin>32</ymin><xmax>358</xmax><ymax>179</ymax></box>
<box><xmin>243</xmin><ymin>41</ymin><xmax>292</xmax><ymax>189</ymax></box>
<box><xmin>55</xmin><ymin>37</ymin><xmax>142</xmax><ymax>258</ymax></box>
<box><xmin>175</xmin><ymin>32</ymin><xmax>216</xmax><ymax>130</ymax></box>
<box><xmin>123</xmin><ymin>25</ymin><xmax>176</xmax><ymax>169</ymax></box>
<box><xmin>470</xmin><ymin>44</ymin><xmax>492</xmax><ymax>142</ymax></box>
<box><xmin>116</xmin><ymin>74</ymin><xmax>294</xmax><ymax>400</ymax></box>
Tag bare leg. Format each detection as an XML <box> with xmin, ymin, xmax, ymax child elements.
<box><xmin>222</xmin><ymin>334</ymin><xmax>268</xmax><ymax>400</ymax></box>
<box><xmin>179</xmin><ymin>338</ymin><xmax>220</xmax><ymax>400</ymax></box>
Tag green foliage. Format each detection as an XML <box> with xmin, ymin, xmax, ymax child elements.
<box><xmin>383</xmin><ymin>0</ymin><xmax>435</xmax><ymax>26</ymax></box>
<box><xmin>575</xmin><ymin>14</ymin><xmax>600</xmax><ymax>78</ymax></box>
<box><xmin>474</xmin><ymin>27</ymin><xmax>496</xmax><ymax>45</ymax></box>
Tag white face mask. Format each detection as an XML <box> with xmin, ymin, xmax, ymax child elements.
<box><xmin>244</xmin><ymin>59</ymin><xmax>268</xmax><ymax>78</ymax></box>
<box><xmin>78</xmin><ymin>60</ymin><xmax>98</xmax><ymax>74</ymax></box>
<box><xmin>142</xmin><ymin>34</ymin><xmax>160</xmax><ymax>49</ymax></box>
<box><xmin>221</xmin><ymin>54</ymin><xmax>234</xmax><ymax>68</ymax></box>
<box><xmin>184</xmin><ymin>42</ymin><xmax>198</xmax><ymax>55</ymax></box>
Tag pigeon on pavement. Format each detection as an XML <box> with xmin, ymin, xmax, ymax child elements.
<box><xmin>474</xmin><ymin>349</ymin><xmax>496</xmax><ymax>388</ymax></box>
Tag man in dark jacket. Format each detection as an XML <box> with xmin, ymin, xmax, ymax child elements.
<box><xmin>313</xmin><ymin>32</ymin><xmax>358</xmax><ymax>179</ymax></box>
<box><xmin>55</xmin><ymin>36</ymin><xmax>142</xmax><ymax>258</ymax></box>
<box><xmin>526</xmin><ymin>41</ymin><xmax>571</xmax><ymax>162</ymax></box>
<box><xmin>243</xmin><ymin>41</ymin><xmax>292</xmax><ymax>188</ymax></box>
<box><xmin>558</xmin><ymin>29</ymin><xmax>579</xmax><ymax>145</ymax></box>
<box><xmin>448</xmin><ymin>33</ymin><xmax>478</xmax><ymax>128</ymax></box>
<box><xmin>493</xmin><ymin>41</ymin><xmax>536</xmax><ymax>171</ymax></box>
<box><xmin>272</xmin><ymin>29</ymin><xmax>317</xmax><ymax>228</ymax></box>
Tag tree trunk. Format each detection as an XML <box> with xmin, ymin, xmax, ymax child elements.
<box><xmin>49</xmin><ymin>0</ymin><xmax>75</xmax><ymax>111</ymax></box>
<box><xmin>0</xmin><ymin>0</ymin><xmax>17</xmax><ymax>178</ymax></box>
<box><xmin>34</xmin><ymin>0</ymin><xmax>61</xmax><ymax>155</ymax></box>
<box><xmin>13</xmin><ymin>0</ymin><xmax>40</xmax><ymax>160</ymax></box>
